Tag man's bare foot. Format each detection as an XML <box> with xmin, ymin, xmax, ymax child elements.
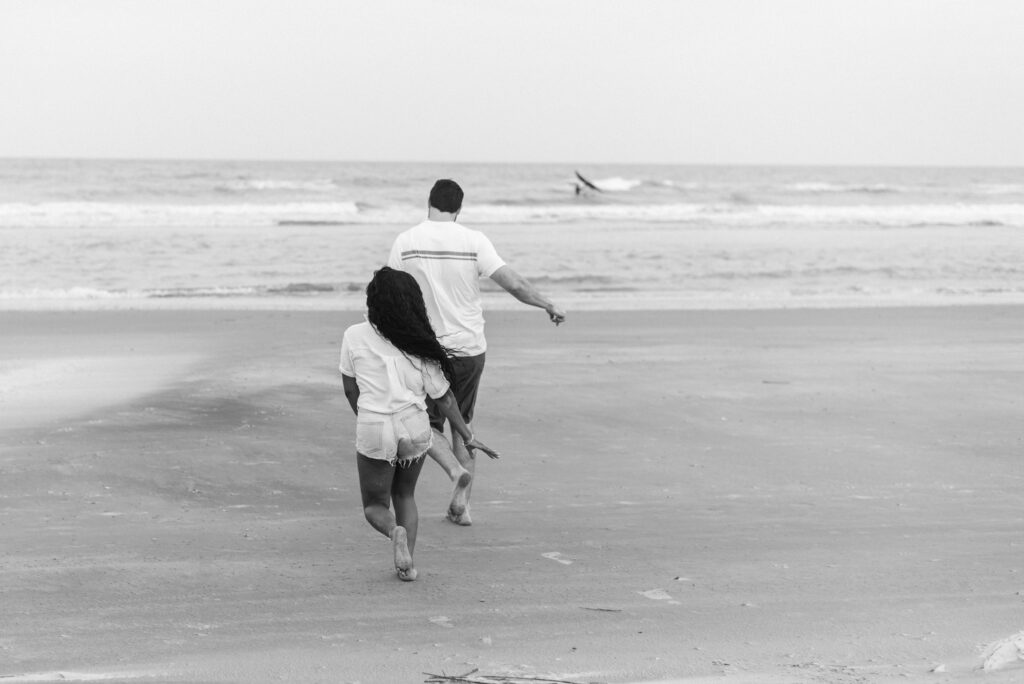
<box><xmin>445</xmin><ymin>505</ymin><xmax>472</xmax><ymax>526</ymax></box>
<box><xmin>448</xmin><ymin>470</ymin><xmax>472</xmax><ymax>517</ymax></box>
<box><xmin>391</xmin><ymin>526</ymin><xmax>416</xmax><ymax>581</ymax></box>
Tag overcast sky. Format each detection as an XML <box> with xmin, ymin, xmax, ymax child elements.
<box><xmin>2</xmin><ymin>1</ymin><xmax>1022</xmax><ymax>165</ymax></box>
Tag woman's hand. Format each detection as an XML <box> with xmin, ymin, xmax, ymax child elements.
<box><xmin>465</xmin><ymin>436</ymin><xmax>500</xmax><ymax>459</ymax></box>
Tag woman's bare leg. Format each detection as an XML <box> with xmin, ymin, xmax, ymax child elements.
<box><xmin>391</xmin><ymin>455</ymin><xmax>426</xmax><ymax>551</ymax></box>
<box><xmin>356</xmin><ymin>453</ymin><xmax>415</xmax><ymax>579</ymax></box>
<box><xmin>391</xmin><ymin>455</ymin><xmax>426</xmax><ymax>580</ymax></box>
<box><xmin>357</xmin><ymin>453</ymin><xmax>396</xmax><ymax>537</ymax></box>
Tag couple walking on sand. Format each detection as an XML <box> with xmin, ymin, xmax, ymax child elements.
<box><xmin>340</xmin><ymin>179</ymin><xmax>566</xmax><ymax>580</ymax></box>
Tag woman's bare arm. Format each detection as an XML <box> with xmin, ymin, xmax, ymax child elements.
<box><xmin>342</xmin><ymin>375</ymin><xmax>360</xmax><ymax>415</ymax></box>
<box><xmin>434</xmin><ymin>390</ymin><xmax>500</xmax><ymax>459</ymax></box>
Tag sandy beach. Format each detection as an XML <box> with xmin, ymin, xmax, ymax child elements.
<box><xmin>1</xmin><ymin>306</ymin><xmax>1022</xmax><ymax>683</ymax></box>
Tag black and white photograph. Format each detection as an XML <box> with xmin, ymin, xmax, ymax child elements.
<box><xmin>2</xmin><ymin>2</ymin><xmax>1023</xmax><ymax>682</ymax></box>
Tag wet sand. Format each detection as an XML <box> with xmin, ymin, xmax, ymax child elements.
<box><xmin>1</xmin><ymin>307</ymin><xmax>1023</xmax><ymax>683</ymax></box>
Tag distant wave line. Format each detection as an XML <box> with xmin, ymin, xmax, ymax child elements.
<box><xmin>4</xmin><ymin>201</ymin><xmax>1024</xmax><ymax>228</ymax></box>
<box><xmin>785</xmin><ymin>182</ymin><xmax>902</xmax><ymax>194</ymax></box>
<box><xmin>0</xmin><ymin>283</ymin><xmax>348</xmax><ymax>300</ymax></box>
<box><xmin>215</xmin><ymin>178</ymin><xmax>339</xmax><ymax>193</ymax></box>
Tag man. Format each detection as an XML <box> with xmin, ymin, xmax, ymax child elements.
<box><xmin>388</xmin><ymin>179</ymin><xmax>566</xmax><ymax>526</ymax></box>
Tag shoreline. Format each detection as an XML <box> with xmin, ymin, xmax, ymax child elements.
<box><xmin>2</xmin><ymin>306</ymin><xmax>1023</xmax><ymax>683</ymax></box>
<box><xmin>4</xmin><ymin>292</ymin><xmax>1024</xmax><ymax>312</ymax></box>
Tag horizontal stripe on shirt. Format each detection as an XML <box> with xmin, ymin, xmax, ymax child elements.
<box><xmin>400</xmin><ymin>249</ymin><xmax>477</xmax><ymax>261</ymax></box>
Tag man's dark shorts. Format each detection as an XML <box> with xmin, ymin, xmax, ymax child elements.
<box><xmin>428</xmin><ymin>353</ymin><xmax>486</xmax><ymax>432</ymax></box>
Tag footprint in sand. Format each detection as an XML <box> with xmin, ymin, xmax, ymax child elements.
<box><xmin>981</xmin><ymin>631</ymin><xmax>1024</xmax><ymax>671</ymax></box>
<box><xmin>639</xmin><ymin>588</ymin><xmax>681</xmax><ymax>605</ymax></box>
<box><xmin>542</xmin><ymin>552</ymin><xmax>573</xmax><ymax>565</ymax></box>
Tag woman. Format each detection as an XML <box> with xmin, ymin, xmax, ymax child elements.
<box><xmin>340</xmin><ymin>267</ymin><xmax>499</xmax><ymax>581</ymax></box>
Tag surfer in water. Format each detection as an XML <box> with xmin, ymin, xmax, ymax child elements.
<box><xmin>574</xmin><ymin>170</ymin><xmax>602</xmax><ymax>196</ymax></box>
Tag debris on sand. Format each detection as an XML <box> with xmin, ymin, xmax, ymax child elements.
<box><xmin>424</xmin><ymin>669</ymin><xmax>599</xmax><ymax>684</ymax></box>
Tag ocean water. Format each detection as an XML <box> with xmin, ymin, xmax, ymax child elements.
<box><xmin>2</xmin><ymin>158</ymin><xmax>1024</xmax><ymax>310</ymax></box>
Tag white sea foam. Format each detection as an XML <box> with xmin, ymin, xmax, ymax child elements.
<box><xmin>972</xmin><ymin>183</ymin><xmax>1024</xmax><ymax>196</ymax></box>
<box><xmin>4</xmin><ymin>200</ymin><xmax>1024</xmax><ymax>228</ymax></box>
<box><xmin>738</xmin><ymin>203</ymin><xmax>1024</xmax><ymax>227</ymax></box>
<box><xmin>590</xmin><ymin>176</ymin><xmax>644</xmax><ymax>192</ymax></box>
<box><xmin>0</xmin><ymin>201</ymin><xmax>362</xmax><ymax>228</ymax></box>
<box><xmin>218</xmin><ymin>178</ymin><xmax>338</xmax><ymax>192</ymax></box>
<box><xmin>0</xmin><ymin>287</ymin><xmax>132</xmax><ymax>300</ymax></box>
<box><xmin>0</xmin><ymin>286</ymin><xmax>262</xmax><ymax>301</ymax></box>
<box><xmin>787</xmin><ymin>182</ymin><xmax>901</xmax><ymax>194</ymax></box>
<box><xmin>466</xmin><ymin>202</ymin><xmax>1024</xmax><ymax>227</ymax></box>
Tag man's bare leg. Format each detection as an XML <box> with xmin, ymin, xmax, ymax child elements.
<box><xmin>426</xmin><ymin>428</ymin><xmax>472</xmax><ymax>517</ymax></box>
<box><xmin>427</xmin><ymin>428</ymin><xmax>470</xmax><ymax>481</ymax></box>
<box><xmin>445</xmin><ymin>426</ymin><xmax>475</xmax><ymax>526</ymax></box>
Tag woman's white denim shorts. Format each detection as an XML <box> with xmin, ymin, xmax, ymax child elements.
<box><xmin>355</xmin><ymin>405</ymin><xmax>433</xmax><ymax>467</ymax></box>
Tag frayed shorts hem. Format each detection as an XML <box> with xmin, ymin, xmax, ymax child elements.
<box><xmin>355</xmin><ymin>405</ymin><xmax>433</xmax><ymax>468</ymax></box>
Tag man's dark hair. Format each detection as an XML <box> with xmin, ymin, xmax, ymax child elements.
<box><xmin>429</xmin><ymin>179</ymin><xmax>464</xmax><ymax>214</ymax></box>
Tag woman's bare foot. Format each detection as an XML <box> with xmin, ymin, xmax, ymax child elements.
<box><xmin>448</xmin><ymin>470</ymin><xmax>472</xmax><ymax>517</ymax></box>
<box><xmin>391</xmin><ymin>526</ymin><xmax>416</xmax><ymax>581</ymax></box>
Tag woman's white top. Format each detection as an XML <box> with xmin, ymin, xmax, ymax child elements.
<box><xmin>339</xmin><ymin>321</ymin><xmax>450</xmax><ymax>414</ymax></box>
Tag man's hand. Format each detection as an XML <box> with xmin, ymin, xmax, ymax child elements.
<box><xmin>546</xmin><ymin>305</ymin><xmax>566</xmax><ymax>326</ymax></box>
<box><xmin>490</xmin><ymin>266</ymin><xmax>566</xmax><ymax>326</ymax></box>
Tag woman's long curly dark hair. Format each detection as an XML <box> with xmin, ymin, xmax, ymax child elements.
<box><xmin>366</xmin><ymin>266</ymin><xmax>457</xmax><ymax>388</ymax></box>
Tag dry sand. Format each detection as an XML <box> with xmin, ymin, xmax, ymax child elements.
<box><xmin>1</xmin><ymin>307</ymin><xmax>1022</xmax><ymax>684</ymax></box>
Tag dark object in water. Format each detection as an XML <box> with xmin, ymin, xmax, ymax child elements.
<box><xmin>574</xmin><ymin>170</ymin><xmax>602</xmax><ymax>192</ymax></box>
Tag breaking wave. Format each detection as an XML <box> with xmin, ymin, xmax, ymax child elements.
<box><xmin>0</xmin><ymin>283</ymin><xmax>341</xmax><ymax>301</ymax></box>
<box><xmin>587</xmin><ymin>176</ymin><xmax>644</xmax><ymax>192</ymax></box>
<box><xmin>4</xmin><ymin>200</ymin><xmax>1024</xmax><ymax>229</ymax></box>
<box><xmin>216</xmin><ymin>178</ymin><xmax>339</xmax><ymax>193</ymax></box>
<box><xmin>786</xmin><ymin>182</ymin><xmax>902</xmax><ymax>194</ymax></box>
<box><xmin>0</xmin><ymin>201</ymin><xmax>363</xmax><ymax>228</ymax></box>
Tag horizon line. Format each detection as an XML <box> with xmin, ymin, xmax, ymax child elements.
<box><xmin>1</xmin><ymin>155</ymin><xmax>1023</xmax><ymax>170</ymax></box>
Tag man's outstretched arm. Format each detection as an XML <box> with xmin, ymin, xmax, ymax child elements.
<box><xmin>489</xmin><ymin>265</ymin><xmax>566</xmax><ymax>325</ymax></box>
